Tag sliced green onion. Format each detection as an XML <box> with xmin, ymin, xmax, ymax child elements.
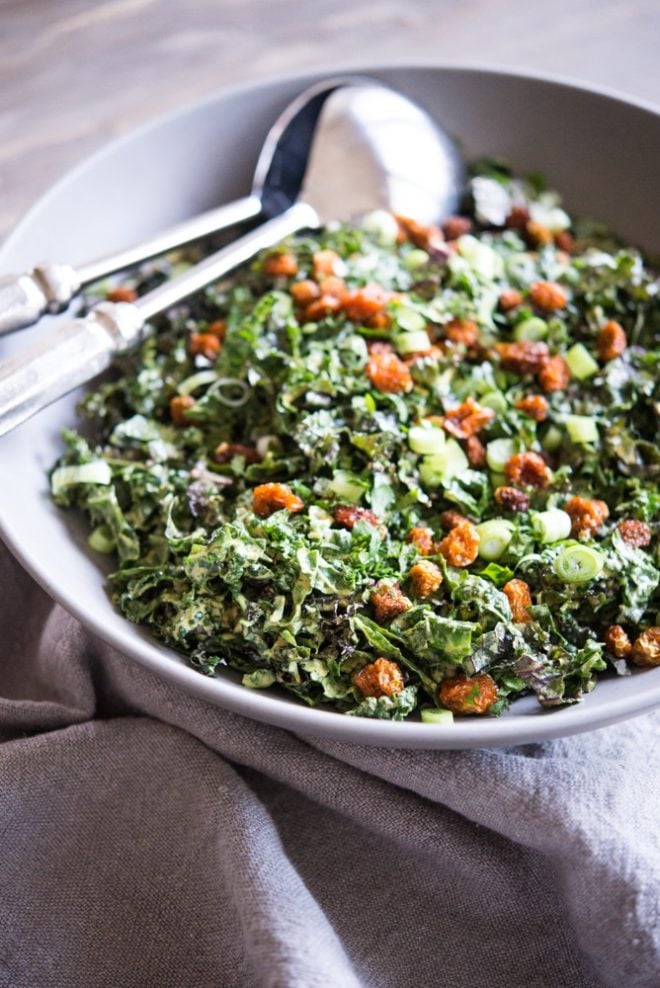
<box><xmin>327</xmin><ymin>470</ymin><xmax>366</xmax><ymax>504</ymax></box>
<box><xmin>420</xmin><ymin>708</ymin><xmax>454</xmax><ymax>725</ymax></box>
<box><xmin>541</xmin><ymin>424</ymin><xmax>563</xmax><ymax>452</ymax></box>
<box><xmin>51</xmin><ymin>461</ymin><xmax>112</xmax><ymax>497</ymax></box>
<box><xmin>361</xmin><ymin>209</ymin><xmax>399</xmax><ymax>246</ymax></box>
<box><xmin>177</xmin><ymin>370</ymin><xmax>219</xmax><ymax>396</ymax></box>
<box><xmin>476</xmin><ymin>519</ymin><xmax>514</xmax><ymax>560</ymax></box>
<box><xmin>553</xmin><ymin>544</ymin><xmax>604</xmax><ymax>583</ymax></box>
<box><xmin>408</xmin><ymin>424</ymin><xmax>447</xmax><ymax>455</ymax></box>
<box><xmin>531</xmin><ymin>508</ymin><xmax>572</xmax><ymax>543</ymax></box>
<box><xmin>456</xmin><ymin>235</ymin><xmax>504</xmax><ymax>279</ymax></box>
<box><xmin>565</xmin><ymin>415</ymin><xmax>599</xmax><ymax>444</ymax></box>
<box><xmin>565</xmin><ymin>343</ymin><xmax>599</xmax><ymax>380</ymax></box>
<box><xmin>394</xmin><ymin>306</ymin><xmax>427</xmax><ymax>333</ymax></box>
<box><xmin>514</xmin><ymin>317</ymin><xmax>548</xmax><ymax>341</ymax></box>
<box><xmin>419</xmin><ymin>440</ymin><xmax>469</xmax><ymax>487</ymax></box>
<box><xmin>87</xmin><ymin>525</ymin><xmax>115</xmax><ymax>554</ymax></box>
<box><xmin>480</xmin><ymin>390</ymin><xmax>508</xmax><ymax>414</ymax></box>
<box><xmin>394</xmin><ymin>330</ymin><xmax>432</xmax><ymax>354</ymax></box>
<box><xmin>403</xmin><ymin>248</ymin><xmax>430</xmax><ymax>271</ymax></box>
<box><xmin>207</xmin><ymin>377</ymin><xmax>250</xmax><ymax>407</ymax></box>
<box><xmin>486</xmin><ymin>437</ymin><xmax>518</xmax><ymax>473</ymax></box>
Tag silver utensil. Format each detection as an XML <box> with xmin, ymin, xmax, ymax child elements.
<box><xmin>0</xmin><ymin>76</ymin><xmax>366</xmax><ymax>337</ymax></box>
<box><xmin>0</xmin><ymin>81</ymin><xmax>464</xmax><ymax>437</ymax></box>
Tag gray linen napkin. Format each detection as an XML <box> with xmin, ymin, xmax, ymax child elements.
<box><xmin>0</xmin><ymin>538</ymin><xmax>658</xmax><ymax>988</ymax></box>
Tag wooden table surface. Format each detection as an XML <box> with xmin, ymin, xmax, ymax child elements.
<box><xmin>1</xmin><ymin>0</ymin><xmax>659</xmax><ymax>243</ymax></box>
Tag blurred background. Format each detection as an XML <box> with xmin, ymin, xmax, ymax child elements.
<box><xmin>1</xmin><ymin>0</ymin><xmax>658</xmax><ymax>241</ymax></box>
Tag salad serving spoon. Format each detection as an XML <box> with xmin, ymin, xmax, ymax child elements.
<box><xmin>0</xmin><ymin>79</ymin><xmax>465</xmax><ymax>437</ymax></box>
<box><xmin>0</xmin><ymin>76</ymin><xmax>378</xmax><ymax>337</ymax></box>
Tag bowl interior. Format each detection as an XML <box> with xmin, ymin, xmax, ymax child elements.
<box><xmin>0</xmin><ymin>65</ymin><xmax>658</xmax><ymax>748</ymax></box>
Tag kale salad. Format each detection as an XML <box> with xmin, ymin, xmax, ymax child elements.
<box><xmin>50</xmin><ymin>163</ymin><xmax>660</xmax><ymax>722</ymax></box>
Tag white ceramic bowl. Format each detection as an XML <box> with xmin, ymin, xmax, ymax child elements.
<box><xmin>1</xmin><ymin>65</ymin><xmax>658</xmax><ymax>748</ymax></box>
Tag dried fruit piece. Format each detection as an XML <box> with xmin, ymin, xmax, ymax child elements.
<box><xmin>334</xmin><ymin>505</ymin><xmax>382</xmax><ymax>531</ymax></box>
<box><xmin>504</xmin><ymin>451</ymin><xmax>553</xmax><ymax>489</ymax></box>
<box><xmin>440</xmin><ymin>509</ymin><xmax>467</xmax><ymax>532</ymax></box>
<box><xmin>207</xmin><ymin>320</ymin><xmax>227</xmax><ymax>341</ymax></box>
<box><xmin>529</xmin><ymin>280</ymin><xmax>568</xmax><ymax>310</ymax></box>
<box><xmin>290</xmin><ymin>279</ymin><xmax>321</xmax><ymax>305</ymax></box>
<box><xmin>313</xmin><ymin>249</ymin><xmax>341</xmax><ymax>277</ymax></box>
<box><xmin>538</xmin><ymin>354</ymin><xmax>571</xmax><ymax>393</ymax></box>
<box><xmin>597</xmin><ymin>320</ymin><xmax>627</xmax><ymax>361</ymax></box>
<box><xmin>408</xmin><ymin>526</ymin><xmax>435</xmax><ymax>556</ymax></box>
<box><xmin>252</xmin><ymin>483</ymin><xmax>304</xmax><ymax>518</ymax></box>
<box><xmin>499</xmin><ymin>289</ymin><xmax>523</xmax><ymax>312</ymax></box>
<box><xmin>305</xmin><ymin>295</ymin><xmax>343</xmax><ymax>320</ymax></box>
<box><xmin>603</xmin><ymin>625</ymin><xmax>632</xmax><ymax>659</ymax></box>
<box><xmin>505</xmin><ymin>206</ymin><xmax>530</xmax><ymax>230</ymax></box>
<box><xmin>564</xmin><ymin>496</ymin><xmax>609</xmax><ymax>538</ymax></box>
<box><xmin>213</xmin><ymin>442</ymin><xmax>261</xmax><ymax>465</ymax></box>
<box><xmin>554</xmin><ymin>230</ymin><xmax>575</xmax><ymax>253</ymax></box>
<box><xmin>442</xmin><ymin>216</ymin><xmax>472</xmax><ymax>240</ymax></box>
<box><xmin>495</xmin><ymin>341</ymin><xmax>549</xmax><ymax>375</ymax></box>
<box><xmin>503</xmin><ymin>579</ymin><xmax>533</xmax><ymax>623</ymax></box>
<box><xmin>344</xmin><ymin>283</ymin><xmax>391</xmax><ymax>323</ymax></box>
<box><xmin>438</xmin><ymin>520</ymin><xmax>480</xmax><ymax>567</ymax></box>
<box><xmin>630</xmin><ymin>628</ymin><xmax>660</xmax><ymax>667</ymax></box>
<box><xmin>441</xmin><ymin>397</ymin><xmax>495</xmax><ymax>439</ymax></box>
<box><xmin>526</xmin><ymin>222</ymin><xmax>553</xmax><ymax>247</ymax></box>
<box><xmin>189</xmin><ymin>333</ymin><xmax>221</xmax><ymax>361</ymax></box>
<box><xmin>263</xmin><ymin>251</ymin><xmax>298</xmax><ymax>277</ymax></box>
<box><xmin>444</xmin><ymin>318</ymin><xmax>479</xmax><ymax>346</ymax></box>
<box><xmin>366</xmin><ymin>347</ymin><xmax>413</xmax><ymax>394</ymax></box>
<box><xmin>438</xmin><ymin>673</ymin><xmax>498</xmax><ymax>715</ymax></box>
<box><xmin>370</xmin><ymin>581</ymin><xmax>411</xmax><ymax>623</ymax></box>
<box><xmin>395</xmin><ymin>214</ymin><xmax>444</xmax><ymax>251</ymax></box>
<box><xmin>617</xmin><ymin>519</ymin><xmax>652</xmax><ymax>547</ymax></box>
<box><xmin>494</xmin><ymin>486</ymin><xmax>530</xmax><ymax>512</ymax></box>
<box><xmin>353</xmin><ymin>658</ymin><xmax>405</xmax><ymax>697</ymax></box>
<box><xmin>169</xmin><ymin>394</ymin><xmax>196</xmax><ymax>425</ymax></box>
<box><xmin>515</xmin><ymin>394</ymin><xmax>549</xmax><ymax>421</ymax></box>
<box><xmin>409</xmin><ymin>560</ymin><xmax>443</xmax><ymax>598</ymax></box>
<box><xmin>106</xmin><ymin>285</ymin><xmax>137</xmax><ymax>303</ymax></box>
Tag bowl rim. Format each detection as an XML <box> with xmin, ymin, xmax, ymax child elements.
<box><xmin>1</xmin><ymin>61</ymin><xmax>659</xmax><ymax>749</ymax></box>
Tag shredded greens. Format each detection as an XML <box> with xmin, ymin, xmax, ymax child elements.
<box><xmin>51</xmin><ymin>161</ymin><xmax>660</xmax><ymax>720</ymax></box>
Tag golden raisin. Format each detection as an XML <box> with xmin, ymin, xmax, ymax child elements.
<box><xmin>499</xmin><ymin>289</ymin><xmax>523</xmax><ymax>312</ymax></box>
<box><xmin>505</xmin><ymin>452</ymin><xmax>553</xmax><ymax>489</ymax></box>
<box><xmin>344</xmin><ymin>283</ymin><xmax>391</xmax><ymax>323</ymax></box>
<box><xmin>313</xmin><ymin>249</ymin><xmax>341</xmax><ymax>278</ymax></box>
<box><xmin>442</xmin><ymin>216</ymin><xmax>472</xmax><ymax>240</ymax></box>
<box><xmin>597</xmin><ymin>320</ymin><xmax>627</xmax><ymax>361</ymax></box>
<box><xmin>334</xmin><ymin>505</ymin><xmax>382</xmax><ymax>532</ymax></box>
<box><xmin>252</xmin><ymin>483</ymin><xmax>304</xmax><ymax>518</ymax></box>
<box><xmin>263</xmin><ymin>251</ymin><xmax>298</xmax><ymax>277</ymax></box>
<box><xmin>408</xmin><ymin>527</ymin><xmax>435</xmax><ymax>556</ymax></box>
<box><xmin>189</xmin><ymin>333</ymin><xmax>221</xmax><ymax>361</ymax></box>
<box><xmin>317</xmin><ymin>276</ymin><xmax>347</xmax><ymax>300</ymax></box>
<box><xmin>438</xmin><ymin>521</ymin><xmax>480</xmax><ymax>568</ymax></box>
<box><xmin>438</xmin><ymin>673</ymin><xmax>498</xmax><ymax>715</ymax></box>
<box><xmin>409</xmin><ymin>560</ymin><xmax>443</xmax><ymax>598</ymax></box>
<box><xmin>169</xmin><ymin>394</ymin><xmax>196</xmax><ymax>426</ymax></box>
<box><xmin>495</xmin><ymin>341</ymin><xmax>550</xmax><ymax>375</ymax></box>
<box><xmin>503</xmin><ymin>579</ymin><xmax>533</xmax><ymax>623</ymax></box>
<box><xmin>353</xmin><ymin>658</ymin><xmax>405</xmax><ymax>698</ymax></box>
<box><xmin>207</xmin><ymin>320</ymin><xmax>227</xmax><ymax>341</ymax></box>
<box><xmin>213</xmin><ymin>442</ymin><xmax>261</xmax><ymax>465</ymax></box>
<box><xmin>564</xmin><ymin>496</ymin><xmax>609</xmax><ymax>538</ymax></box>
<box><xmin>370</xmin><ymin>582</ymin><xmax>411</xmax><ymax>623</ymax></box>
<box><xmin>290</xmin><ymin>279</ymin><xmax>321</xmax><ymax>305</ymax></box>
<box><xmin>494</xmin><ymin>486</ymin><xmax>530</xmax><ymax>512</ymax></box>
<box><xmin>525</xmin><ymin>222</ymin><xmax>553</xmax><ymax>247</ymax></box>
<box><xmin>538</xmin><ymin>354</ymin><xmax>571</xmax><ymax>393</ymax></box>
<box><xmin>366</xmin><ymin>347</ymin><xmax>413</xmax><ymax>394</ymax></box>
<box><xmin>440</xmin><ymin>509</ymin><xmax>467</xmax><ymax>532</ymax></box>
<box><xmin>603</xmin><ymin>625</ymin><xmax>632</xmax><ymax>659</ymax></box>
<box><xmin>630</xmin><ymin>628</ymin><xmax>660</xmax><ymax>667</ymax></box>
<box><xmin>444</xmin><ymin>318</ymin><xmax>479</xmax><ymax>347</ymax></box>
<box><xmin>395</xmin><ymin>214</ymin><xmax>443</xmax><ymax>250</ymax></box>
<box><xmin>529</xmin><ymin>281</ymin><xmax>568</xmax><ymax>311</ymax></box>
<box><xmin>515</xmin><ymin>394</ymin><xmax>549</xmax><ymax>422</ymax></box>
<box><xmin>441</xmin><ymin>397</ymin><xmax>495</xmax><ymax>439</ymax></box>
<box><xmin>106</xmin><ymin>285</ymin><xmax>137</xmax><ymax>303</ymax></box>
<box><xmin>466</xmin><ymin>435</ymin><xmax>487</xmax><ymax>468</ymax></box>
<box><xmin>617</xmin><ymin>519</ymin><xmax>652</xmax><ymax>547</ymax></box>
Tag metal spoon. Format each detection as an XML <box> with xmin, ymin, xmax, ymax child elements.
<box><xmin>0</xmin><ymin>76</ymin><xmax>372</xmax><ymax>337</ymax></box>
<box><xmin>0</xmin><ymin>80</ymin><xmax>465</xmax><ymax>437</ymax></box>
